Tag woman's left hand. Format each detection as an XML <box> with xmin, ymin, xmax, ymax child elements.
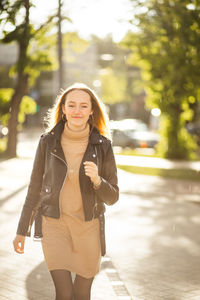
<box><xmin>84</xmin><ymin>161</ymin><xmax>101</xmax><ymax>185</ymax></box>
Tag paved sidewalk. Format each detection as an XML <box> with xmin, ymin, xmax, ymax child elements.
<box><xmin>1</xmin><ymin>155</ymin><xmax>200</xmax><ymax>300</ymax></box>
<box><xmin>106</xmin><ymin>169</ymin><xmax>200</xmax><ymax>300</ymax></box>
<box><xmin>1</xmin><ymin>127</ymin><xmax>200</xmax><ymax>300</ymax></box>
<box><xmin>0</xmin><ymin>155</ymin><xmax>123</xmax><ymax>300</ymax></box>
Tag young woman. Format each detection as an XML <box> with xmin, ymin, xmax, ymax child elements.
<box><xmin>13</xmin><ymin>83</ymin><xmax>119</xmax><ymax>300</ymax></box>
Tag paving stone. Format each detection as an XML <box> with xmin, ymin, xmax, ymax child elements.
<box><xmin>2</xmin><ymin>127</ymin><xmax>200</xmax><ymax>300</ymax></box>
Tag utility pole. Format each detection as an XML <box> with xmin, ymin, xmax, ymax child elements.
<box><xmin>58</xmin><ymin>0</ymin><xmax>63</xmax><ymax>89</ymax></box>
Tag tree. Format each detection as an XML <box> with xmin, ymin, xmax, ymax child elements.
<box><xmin>122</xmin><ymin>0</ymin><xmax>200</xmax><ymax>159</ymax></box>
<box><xmin>0</xmin><ymin>88</ymin><xmax>36</xmax><ymax>126</ymax></box>
<box><xmin>0</xmin><ymin>0</ymin><xmax>56</xmax><ymax>157</ymax></box>
<box><xmin>91</xmin><ymin>35</ymin><xmax>147</xmax><ymax>120</ymax></box>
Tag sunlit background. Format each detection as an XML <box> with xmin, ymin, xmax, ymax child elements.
<box><xmin>31</xmin><ymin>0</ymin><xmax>133</xmax><ymax>41</ymax></box>
<box><xmin>1</xmin><ymin>0</ymin><xmax>153</xmax><ymax>146</ymax></box>
<box><xmin>1</xmin><ymin>3</ymin><xmax>200</xmax><ymax>299</ymax></box>
<box><xmin>1</xmin><ymin>0</ymin><xmax>200</xmax><ymax>159</ymax></box>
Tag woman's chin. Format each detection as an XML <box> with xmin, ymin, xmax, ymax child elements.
<box><xmin>68</xmin><ymin>121</ymin><xmax>87</xmax><ymax>131</ymax></box>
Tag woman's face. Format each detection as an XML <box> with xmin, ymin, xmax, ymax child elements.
<box><xmin>62</xmin><ymin>89</ymin><xmax>93</xmax><ymax>131</ymax></box>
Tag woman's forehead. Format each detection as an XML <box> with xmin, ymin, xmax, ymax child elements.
<box><xmin>66</xmin><ymin>89</ymin><xmax>91</xmax><ymax>101</ymax></box>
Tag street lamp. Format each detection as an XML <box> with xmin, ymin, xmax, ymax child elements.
<box><xmin>151</xmin><ymin>108</ymin><xmax>161</xmax><ymax>117</ymax></box>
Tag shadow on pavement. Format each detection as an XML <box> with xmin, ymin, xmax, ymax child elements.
<box><xmin>26</xmin><ymin>261</ymin><xmax>55</xmax><ymax>300</ymax></box>
<box><xmin>0</xmin><ymin>185</ymin><xmax>27</xmax><ymax>207</ymax></box>
<box><xmin>133</xmin><ymin>197</ymin><xmax>200</xmax><ymax>299</ymax></box>
<box><xmin>109</xmin><ymin>187</ymin><xmax>200</xmax><ymax>299</ymax></box>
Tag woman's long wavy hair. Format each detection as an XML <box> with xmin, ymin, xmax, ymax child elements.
<box><xmin>45</xmin><ymin>83</ymin><xmax>111</xmax><ymax>139</ymax></box>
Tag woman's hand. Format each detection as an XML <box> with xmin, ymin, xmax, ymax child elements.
<box><xmin>84</xmin><ymin>161</ymin><xmax>101</xmax><ymax>185</ymax></box>
<box><xmin>13</xmin><ymin>235</ymin><xmax>25</xmax><ymax>254</ymax></box>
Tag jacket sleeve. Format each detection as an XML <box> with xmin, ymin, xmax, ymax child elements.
<box><xmin>16</xmin><ymin>135</ymin><xmax>45</xmax><ymax>236</ymax></box>
<box><xmin>95</xmin><ymin>141</ymin><xmax>119</xmax><ymax>205</ymax></box>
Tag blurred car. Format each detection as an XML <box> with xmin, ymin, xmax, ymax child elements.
<box><xmin>110</xmin><ymin>119</ymin><xmax>159</xmax><ymax>149</ymax></box>
<box><xmin>186</xmin><ymin>122</ymin><xmax>200</xmax><ymax>145</ymax></box>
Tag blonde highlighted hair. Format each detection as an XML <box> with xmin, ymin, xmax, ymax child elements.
<box><xmin>45</xmin><ymin>83</ymin><xmax>110</xmax><ymax>139</ymax></box>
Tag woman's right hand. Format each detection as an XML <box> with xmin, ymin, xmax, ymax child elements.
<box><xmin>13</xmin><ymin>234</ymin><xmax>26</xmax><ymax>254</ymax></box>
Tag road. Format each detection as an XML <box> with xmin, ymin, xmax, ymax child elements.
<box><xmin>1</xmin><ymin>127</ymin><xmax>200</xmax><ymax>299</ymax></box>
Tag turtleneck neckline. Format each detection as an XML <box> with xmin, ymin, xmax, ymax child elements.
<box><xmin>62</xmin><ymin>122</ymin><xmax>90</xmax><ymax>141</ymax></box>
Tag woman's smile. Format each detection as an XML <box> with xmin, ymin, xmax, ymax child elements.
<box><xmin>62</xmin><ymin>90</ymin><xmax>93</xmax><ymax>131</ymax></box>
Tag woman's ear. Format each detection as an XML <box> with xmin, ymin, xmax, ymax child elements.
<box><xmin>62</xmin><ymin>103</ymin><xmax>66</xmax><ymax>114</ymax></box>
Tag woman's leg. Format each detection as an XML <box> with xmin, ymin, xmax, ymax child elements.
<box><xmin>50</xmin><ymin>269</ymin><xmax>74</xmax><ymax>300</ymax></box>
<box><xmin>73</xmin><ymin>274</ymin><xmax>94</xmax><ymax>300</ymax></box>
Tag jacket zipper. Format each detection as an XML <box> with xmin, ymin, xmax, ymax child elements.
<box><xmin>92</xmin><ymin>145</ymin><xmax>99</xmax><ymax>220</ymax></box>
<box><xmin>51</xmin><ymin>144</ymin><xmax>99</xmax><ymax>221</ymax></box>
<box><xmin>51</xmin><ymin>152</ymin><xmax>68</xmax><ymax>217</ymax></box>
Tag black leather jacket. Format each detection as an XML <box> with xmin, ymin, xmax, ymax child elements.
<box><xmin>17</xmin><ymin>120</ymin><xmax>119</xmax><ymax>238</ymax></box>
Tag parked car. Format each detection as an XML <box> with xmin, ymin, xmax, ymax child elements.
<box><xmin>186</xmin><ymin>122</ymin><xmax>200</xmax><ymax>145</ymax></box>
<box><xmin>110</xmin><ymin>119</ymin><xmax>159</xmax><ymax>149</ymax></box>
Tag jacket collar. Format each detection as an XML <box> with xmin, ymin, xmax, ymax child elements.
<box><xmin>49</xmin><ymin>120</ymin><xmax>65</xmax><ymax>141</ymax></box>
<box><xmin>49</xmin><ymin>120</ymin><xmax>104</xmax><ymax>145</ymax></box>
<box><xmin>89</xmin><ymin>127</ymin><xmax>104</xmax><ymax>145</ymax></box>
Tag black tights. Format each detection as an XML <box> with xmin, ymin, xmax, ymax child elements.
<box><xmin>50</xmin><ymin>269</ymin><xmax>94</xmax><ymax>300</ymax></box>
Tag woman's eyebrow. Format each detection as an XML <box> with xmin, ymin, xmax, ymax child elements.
<box><xmin>67</xmin><ymin>100</ymin><xmax>89</xmax><ymax>105</ymax></box>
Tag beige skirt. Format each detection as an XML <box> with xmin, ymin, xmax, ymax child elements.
<box><xmin>41</xmin><ymin>214</ymin><xmax>101</xmax><ymax>279</ymax></box>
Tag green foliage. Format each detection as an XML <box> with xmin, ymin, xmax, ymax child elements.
<box><xmin>63</xmin><ymin>32</ymin><xmax>89</xmax><ymax>56</ymax></box>
<box><xmin>156</xmin><ymin>114</ymin><xmax>197</xmax><ymax>159</ymax></box>
<box><xmin>0</xmin><ymin>0</ymin><xmax>73</xmax><ymax>156</ymax></box>
<box><xmin>100</xmin><ymin>68</ymin><xmax>127</xmax><ymax>104</ymax></box>
<box><xmin>0</xmin><ymin>88</ymin><xmax>36</xmax><ymax>125</ymax></box>
<box><xmin>0</xmin><ymin>88</ymin><xmax>13</xmax><ymax>125</ymax></box>
<box><xmin>0</xmin><ymin>1</ymin><xmax>57</xmax><ymax>86</ymax></box>
<box><xmin>0</xmin><ymin>137</ymin><xmax>7</xmax><ymax>154</ymax></box>
<box><xmin>18</xmin><ymin>95</ymin><xmax>37</xmax><ymax>123</ymax></box>
<box><xmin>0</xmin><ymin>65</ymin><xmax>15</xmax><ymax>88</ymax></box>
<box><xmin>122</xmin><ymin>0</ymin><xmax>200</xmax><ymax>159</ymax></box>
<box><xmin>90</xmin><ymin>35</ymin><xmax>143</xmax><ymax>108</ymax></box>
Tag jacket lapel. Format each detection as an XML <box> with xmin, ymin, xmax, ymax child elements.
<box><xmin>49</xmin><ymin>120</ymin><xmax>66</xmax><ymax>164</ymax></box>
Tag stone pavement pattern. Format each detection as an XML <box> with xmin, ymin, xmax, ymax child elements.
<box><xmin>106</xmin><ymin>170</ymin><xmax>200</xmax><ymax>300</ymax></box>
<box><xmin>1</xmin><ymin>127</ymin><xmax>200</xmax><ymax>299</ymax></box>
<box><xmin>0</xmin><ymin>161</ymin><xmax>120</xmax><ymax>300</ymax></box>
<box><xmin>0</xmin><ymin>128</ymin><xmax>130</xmax><ymax>300</ymax></box>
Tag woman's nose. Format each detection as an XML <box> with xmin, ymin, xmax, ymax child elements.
<box><xmin>74</xmin><ymin>106</ymin><xmax>80</xmax><ymax>113</ymax></box>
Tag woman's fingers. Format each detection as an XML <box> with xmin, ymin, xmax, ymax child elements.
<box><xmin>83</xmin><ymin>161</ymin><xmax>97</xmax><ymax>167</ymax></box>
<box><xmin>84</xmin><ymin>161</ymin><xmax>99</xmax><ymax>182</ymax></box>
<box><xmin>84</xmin><ymin>161</ymin><xmax>98</xmax><ymax>172</ymax></box>
<box><xmin>13</xmin><ymin>235</ymin><xmax>25</xmax><ymax>254</ymax></box>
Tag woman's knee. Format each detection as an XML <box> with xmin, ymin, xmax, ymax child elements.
<box><xmin>74</xmin><ymin>290</ymin><xmax>90</xmax><ymax>300</ymax></box>
<box><xmin>56</xmin><ymin>290</ymin><xmax>74</xmax><ymax>300</ymax></box>
<box><xmin>74</xmin><ymin>289</ymin><xmax>90</xmax><ymax>300</ymax></box>
<box><xmin>73</xmin><ymin>274</ymin><xmax>93</xmax><ymax>300</ymax></box>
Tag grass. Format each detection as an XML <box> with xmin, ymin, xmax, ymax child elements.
<box><xmin>114</xmin><ymin>147</ymin><xmax>200</xmax><ymax>160</ymax></box>
<box><xmin>117</xmin><ymin>164</ymin><xmax>200</xmax><ymax>181</ymax></box>
<box><xmin>114</xmin><ymin>147</ymin><xmax>158</xmax><ymax>157</ymax></box>
<box><xmin>0</xmin><ymin>137</ymin><xmax>7</xmax><ymax>154</ymax></box>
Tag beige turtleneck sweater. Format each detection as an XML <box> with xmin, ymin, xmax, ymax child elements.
<box><xmin>60</xmin><ymin>123</ymin><xmax>89</xmax><ymax>220</ymax></box>
<box><xmin>42</xmin><ymin>123</ymin><xmax>101</xmax><ymax>278</ymax></box>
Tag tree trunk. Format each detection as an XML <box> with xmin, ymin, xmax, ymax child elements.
<box><xmin>6</xmin><ymin>0</ymin><xmax>30</xmax><ymax>158</ymax></box>
<box><xmin>6</xmin><ymin>74</ymin><xmax>28</xmax><ymax>158</ymax></box>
